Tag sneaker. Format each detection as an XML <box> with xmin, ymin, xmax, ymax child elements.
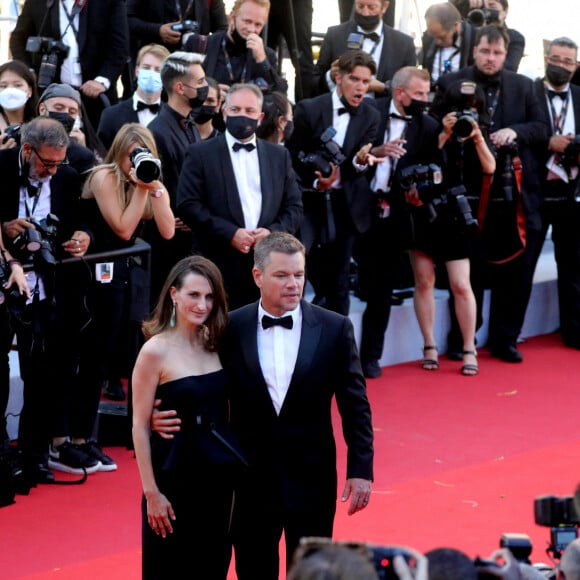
<box><xmin>48</xmin><ymin>441</ymin><xmax>100</xmax><ymax>475</ymax></box>
<box><xmin>80</xmin><ymin>441</ymin><xmax>118</xmax><ymax>472</ymax></box>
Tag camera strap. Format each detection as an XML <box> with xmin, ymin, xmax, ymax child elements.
<box><xmin>174</xmin><ymin>0</ymin><xmax>194</xmax><ymax>21</ymax></box>
<box><xmin>59</xmin><ymin>0</ymin><xmax>87</xmax><ymax>42</ymax></box>
<box><xmin>222</xmin><ymin>36</ymin><xmax>248</xmax><ymax>84</ymax></box>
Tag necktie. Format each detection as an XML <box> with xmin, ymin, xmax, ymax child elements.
<box><xmin>363</xmin><ymin>32</ymin><xmax>380</xmax><ymax>42</ymax></box>
<box><xmin>232</xmin><ymin>142</ymin><xmax>256</xmax><ymax>152</ymax></box>
<box><xmin>261</xmin><ymin>314</ymin><xmax>293</xmax><ymax>330</ymax></box>
<box><xmin>548</xmin><ymin>89</ymin><xmax>568</xmax><ymax>101</ymax></box>
<box><xmin>136</xmin><ymin>101</ymin><xmax>160</xmax><ymax>113</ymax></box>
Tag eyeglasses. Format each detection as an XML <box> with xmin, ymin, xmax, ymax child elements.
<box><xmin>31</xmin><ymin>146</ymin><xmax>69</xmax><ymax>169</ymax></box>
<box><xmin>547</xmin><ymin>55</ymin><xmax>578</xmax><ymax>68</ymax></box>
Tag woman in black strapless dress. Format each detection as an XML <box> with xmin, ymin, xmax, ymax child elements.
<box><xmin>132</xmin><ymin>255</ymin><xmax>244</xmax><ymax>580</ymax></box>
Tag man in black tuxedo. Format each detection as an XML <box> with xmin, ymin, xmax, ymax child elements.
<box><xmin>176</xmin><ymin>83</ymin><xmax>303</xmax><ymax>309</ymax></box>
<box><xmin>183</xmin><ymin>0</ymin><xmax>287</xmax><ymax>96</ymax></box>
<box><xmin>147</xmin><ymin>51</ymin><xmax>209</xmax><ymax>302</ymax></box>
<box><xmin>152</xmin><ymin>231</ymin><xmax>374</xmax><ymax>580</ymax></box>
<box><xmin>0</xmin><ymin>117</ymin><xmax>95</xmax><ymax>483</ymax></box>
<box><xmin>431</xmin><ymin>25</ymin><xmax>547</xmax><ymax>362</ymax></box>
<box><xmin>531</xmin><ymin>37</ymin><xmax>580</xmax><ymax>349</ymax></box>
<box><xmin>287</xmin><ymin>49</ymin><xmax>381</xmax><ymax>316</ymax></box>
<box><xmin>313</xmin><ymin>0</ymin><xmax>416</xmax><ymax>98</ymax></box>
<box><xmin>420</xmin><ymin>2</ymin><xmax>475</xmax><ymax>90</ymax></box>
<box><xmin>97</xmin><ymin>43</ymin><xmax>170</xmax><ymax>151</ymax></box>
<box><xmin>356</xmin><ymin>66</ymin><xmax>442</xmax><ymax>378</ymax></box>
<box><xmin>9</xmin><ymin>0</ymin><xmax>128</xmax><ymax>133</ymax></box>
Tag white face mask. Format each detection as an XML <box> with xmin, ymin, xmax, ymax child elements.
<box><xmin>72</xmin><ymin>115</ymin><xmax>82</xmax><ymax>131</ymax></box>
<box><xmin>0</xmin><ymin>87</ymin><xmax>30</xmax><ymax>111</ymax></box>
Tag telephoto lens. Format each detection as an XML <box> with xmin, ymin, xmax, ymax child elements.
<box><xmin>130</xmin><ymin>147</ymin><xmax>161</xmax><ymax>183</ymax></box>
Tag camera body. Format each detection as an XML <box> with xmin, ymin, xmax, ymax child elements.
<box><xmin>346</xmin><ymin>32</ymin><xmax>364</xmax><ymax>50</ymax></box>
<box><xmin>2</xmin><ymin>123</ymin><xmax>21</xmax><ymax>146</ymax></box>
<box><xmin>535</xmin><ymin>494</ymin><xmax>580</xmax><ymax>559</ymax></box>
<box><xmin>12</xmin><ymin>213</ymin><xmax>60</xmax><ymax>267</ymax></box>
<box><xmin>454</xmin><ymin>110</ymin><xmax>479</xmax><ymax>139</ymax></box>
<box><xmin>26</xmin><ymin>36</ymin><xmax>70</xmax><ymax>89</ymax></box>
<box><xmin>399</xmin><ymin>163</ymin><xmax>443</xmax><ymax>193</ymax></box>
<box><xmin>467</xmin><ymin>8</ymin><xmax>500</xmax><ymax>26</ymax></box>
<box><xmin>130</xmin><ymin>147</ymin><xmax>162</xmax><ymax>183</ymax></box>
<box><xmin>298</xmin><ymin>127</ymin><xmax>347</xmax><ymax>179</ymax></box>
<box><xmin>170</xmin><ymin>19</ymin><xmax>200</xmax><ymax>33</ymax></box>
<box><xmin>561</xmin><ymin>135</ymin><xmax>580</xmax><ymax>170</ymax></box>
<box><xmin>368</xmin><ymin>545</ymin><xmax>412</xmax><ymax>580</ymax></box>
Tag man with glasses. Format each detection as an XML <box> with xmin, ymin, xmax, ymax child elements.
<box><xmin>0</xmin><ymin>117</ymin><xmax>96</xmax><ymax>484</ymax></box>
<box><xmin>531</xmin><ymin>37</ymin><xmax>580</xmax><ymax>350</ymax></box>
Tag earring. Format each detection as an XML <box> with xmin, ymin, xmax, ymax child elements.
<box><xmin>170</xmin><ymin>301</ymin><xmax>176</xmax><ymax>327</ymax></box>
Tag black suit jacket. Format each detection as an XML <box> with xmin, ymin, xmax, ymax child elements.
<box><xmin>313</xmin><ymin>21</ymin><xmax>417</xmax><ymax>95</ymax></box>
<box><xmin>97</xmin><ymin>98</ymin><xmax>140</xmax><ymax>151</ymax></box>
<box><xmin>222</xmin><ymin>299</ymin><xmax>373</xmax><ymax>514</ymax></box>
<box><xmin>126</xmin><ymin>0</ymin><xmax>227</xmax><ymax>59</ymax></box>
<box><xmin>183</xmin><ymin>30</ymin><xmax>288</xmax><ymax>94</ymax></box>
<box><xmin>286</xmin><ymin>93</ymin><xmax>381</xmax><ymax>236</ymax></box>
<box><xmin>10</xmin><ymin>0</ymin><xmax>128</xmax><ymax>93</ymax></box>
<box><xmin>432</xmin><ymin>66</ymin><xmax>548</xmax><ymax>228</ymax></box>
<box><xmin>420</xmin><ymin>20</ymin><xmax>475</xmax><ymax>86</ymax></box>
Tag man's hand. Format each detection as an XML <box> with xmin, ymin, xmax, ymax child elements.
<box><xmin>404</xmin><ymin>184</ymin><xmax>423</xmax><ymax>207</ymax></box>
<box><xmin>3</xmin><ymin>218</ymin><xmax>35</xmax><ymax>241</ymax></box>
<box><xmin>549</xmin><ymin>134</ymin><xmax>574</xmax><ymax>154</ymax></box>
<box><xmin>69</xmin><ymin>128</ymin><xmax>86</xmax><ymax>147</ymax></box>
<box><xmin>250</xmin><ymin>228</ymin><xmax>270</xmax><ymax>244</ymax></box>
<box><xmin>246</xmin><ymin>32</ymin><xmax>266</xmax><ymax>63</ymax></box>
<box><xmin>151</xmin><ymin>399</ymin><xmax>181</xmax><ymax>439</ymax></box>
<box><xmin>315</xmin><ymin>163</ymin><xmax>339</xmax><ymax>191</ymax></box>
<box><xmin>490</xmin><ymin>128</ymin><xmax>517</xmax><ymax>148</ymax></box>
<box><xmin>392</xmin><ymin>546</ymin><xmax>429</xmax><ymax>580</ymax></box>
<box><xmin>475</xmin><ymin>548</ymin><xmax>523</xmax><ymax>580</ymax></box>
<box><xmin>231</xmin><ymin>228</ymin><xmax>256</xmax><ymax>253</ymax></box>
<box><xmin>341</xmin><ymin>477</ymin><xmax>371</xmax><ymax>515</ymax></box>
<box><xmin>371</xmin><ymin>139</ymin><xmax>407</xmax><ymax>160</ymax></box>
<box><xmin>80</xmin><ymin>80</ymin><xmax>107</xmax><ymax>99</ymax></box>
<box><xmin>159</xmin><ymin>22</ymin><xmax>182</xmax><ymax>45</ymax></box>
<box><xmin>355</xmin><ymin>143</ymin><xmax>385</xmax><ymax>166</ymax></box>
<box><xmin>175</xmin><ymin>217</ymin><xmax>192</xmax><ymax>232</ymax></box>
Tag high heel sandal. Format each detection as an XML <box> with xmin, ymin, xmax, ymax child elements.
<box><xmin>461</xmin><ymin>350</ymin><xmax>478</xmax><ymax>376</ymax></box>
<box><xmin>422</xmin><ymin>345</ymin><xmax>439</xmax><ymax>370</ymax></box>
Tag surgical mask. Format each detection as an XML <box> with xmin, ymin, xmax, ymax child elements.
<box><xmin>48</xmin><ymin>111</ymin><xmax>75</xmax><ymax>133</ymax></box>
<box><xmin>192</xmin><ymin>105</ymin><xmax>217</xmax><ymax>124</ymax></box>
<box><xmin>0</xmin><ymin>87</ymin><xmax>29</xmax><ymax>111</ymax></box>
<box><xmin>546</xmin><ymin>64</ymin><xmax>572</xmax><ymax>88</ymax></box>
<box><xmin>137</xmin><ymin>68</ymin><xmax>163</xmax><ymax>94</ymax></box>
<box><xmin>231</xmin><ymin>27</ymin><xmax>248</xmax><ymax>51</ymax></box>
<box><xmin>188</xmin><ymin>85</ymin><xmax>209</xmax><ymax>109</ymax></box>
<box><xmin>403</xmin><ymin>98</ymin><xmax>428</xmax><ymax>117</ymax></box>
<box><xmin>226</xmin><ymin>115</ymin><xmax>258</xmax><ymax>140</ymax></box>
<box><xmin>354</xmin><ymin>12</ymin><xmax>381</xmax><ymax>31</ymax></box>
<box><xmin>282</xmin><ymin>120</ymin><xmax>294</xmax><ymax>142</ymax></box>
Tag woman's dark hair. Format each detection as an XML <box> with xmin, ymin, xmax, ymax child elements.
<box><xmin>0</xmin><ymin>60</ymin><xmax>39</xmax><ymax>122</ymax></box>
<box><xmin>142</xmin><ymin>255</ymin><xmax>228</xmax><ymax>351</ymax></box>
<box><xmin>256</xmin><ymin>91</ymin><xmax>290</xmax><ymax>142</ymax></box>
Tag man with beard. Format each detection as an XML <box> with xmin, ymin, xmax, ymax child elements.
<box><xmin>531</xmin><ymin>37</ymin><xmax>580</xmax><ymax>350</ymax></box>
<box><xmin>183</xmin><ymin>0</ymin><xmax>287</xmax><ymax>96</ymax></box>
<box><xmin>176</xmin><ymin>83</ymin><xmax>303</xmax><ymax>309</ymax></box>
<box><xmin>286</xmin><ymin>49</ymin><xmax>381</xmax><ymax>316</ymax></box>
<box><xmin>313</xmin><ymin>0</ymin><xmax>416</xmax><ymax>98</ymax></box>
<box><xmin>431</xmin><ymin>25</ymin><xmax>547</xmax><ymax>363</ymax></box>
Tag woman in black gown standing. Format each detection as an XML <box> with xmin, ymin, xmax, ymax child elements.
<box><xmin>132</xmin><ymin>255</ymin><xmax>237</xmax><ymax>580</ymax></box>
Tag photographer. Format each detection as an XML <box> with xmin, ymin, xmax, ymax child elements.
<box><xmin>9</xmin><ymin>0</ymin><xmax>128</xmax><ymax>132</ymax></box>
<box><xmin>530</xmin><ymin>37</ymin><xmax>580</xmax><ymax>350</ymax></box>
<box><xmin>183</xmin><ymin>0</ymin><xmax>288</xmax><ymax>96</ymax></box>
<box><xmin>0</xmin><ymin>117</ymin><xmax>95</xmax><ymax>483</ymax></box>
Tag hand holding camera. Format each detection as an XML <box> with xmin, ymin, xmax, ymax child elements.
<box><xmin>159</xmin><ymin>22</ymin><xmax>182</xmax><ymax>45</ymax></box>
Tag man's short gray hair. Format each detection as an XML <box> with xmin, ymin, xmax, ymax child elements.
<box><xmin>224</xmin><ymin>83</ymin><xmax>264</xmax><ymax>110</ymax></box>
<box><xmin>21</xmin><ymin>116</ymin><xmax>69</xmax><ymax>150</ymax></box>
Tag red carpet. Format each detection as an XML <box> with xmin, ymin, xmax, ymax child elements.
<box><xmin>2</xmin><ymin>332</ymin><xmax>580</xmax><ymax>579</ymax></box>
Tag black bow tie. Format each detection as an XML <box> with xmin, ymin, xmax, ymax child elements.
<box><xmin>232</xmin><ymin>142</ymin><xmax>256</xmax><ymax>152</ymax></box>
<box><xmin>338</xmin><ymin>106</ymin><xmax>359</xmax><ymax>117</ymax></box>
<box><xmin>363</xmin><ymin>32</ymin><xmax>380</xmax><ymax>42</ymax></box>
<box><xmin>548</xmin><ymin>89</ymin><xmax>568</xmax><ymax>101</ymax></box>
<box><xmin>390</xmin><ymin>112</ymin><xmax>411</xmax><ymax>121</ymax></box>
<box><xmin>261</xmin><ymin>314</ymin><xmax>293</xmax><ymax>330</ymax></box>
<box><xmin>136</xmin><ymin>101</ymin><xmax>160</xmax><ymax>113</ymax></box>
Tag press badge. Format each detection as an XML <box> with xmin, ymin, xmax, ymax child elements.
<box><xmin>96</xmin><ymin>262</ymin><xmax>114</xmax><ymax>283</ymax></box>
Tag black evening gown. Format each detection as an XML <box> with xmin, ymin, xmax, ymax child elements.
<box><xmin>141</xmin><ymin>370</ymin><xmax>237</xmax><ymax>580</ymax></box>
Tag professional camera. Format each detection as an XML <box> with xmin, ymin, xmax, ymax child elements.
<box><xmin>399</xmin><ymin>163</ymin><xmax>443</xmax><ymax>194</ymax></box>
<box><xmin>467</xmin><ymin>7</ymin><xmax>500</xmax><ymax>26</ymax></box>
<box><xmin>347</xmin><ymin>32</ymin><xmax>364</xmax><ymax>50</ymax></box>
<box><xmin>492</xmin><ymin>142</ymin><xmax>520</xmax><ymax>202</ymax></box>
<box><xmin>12</xmin><ymin>213</ymin><xmax>60</xmax><ymax>267</ymax></box>
<box><xmin>560</xmin><ymin>135</ymin><xmax>580</xmax><ymax>170</ymax></box>
<box><xmin>452</xmin><ymin>81</ymin><xmax>480</xmax><ymax>139</ymax></box>
<box><xmin>535</xmin><ymin>494</ymin><xmax>580</xmax><ymax>559</ymax></box>
<box><xmin>130</xmin><ymin>147</ymin><xmax>162</xmax><ymax>183</ymax></box>
<box><xmin>170</xmin><ymin>19</ymin><xmax>199</xmax><ymax>33</ymax></box>
<box><xmin>25</xmin><ymin>36</ymin><xmax>70</xmax><ymax>89</ymax></box>
<box><xmin>298</xmin><ymin>127</ymin><xmax>347</xmax><ymax>178</ymax></box>
<box><xmin>2</xmin><ymin>123</ymin><xmax>21</xmax><ymax>146</ymax></box>
<box><xmin>0</xmin><ymin>259</ymin><xmax>26</xmax><ymax>312</ymax></box>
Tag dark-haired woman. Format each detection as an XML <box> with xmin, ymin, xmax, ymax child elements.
<box><xmin>257</xmin><ymin>90</ymin><xmax>294</xmax><ymax>144</ymax></box>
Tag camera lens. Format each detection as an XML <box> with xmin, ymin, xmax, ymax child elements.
<box><xmin>453</xmin><ymin>115</ymin><xmax>474</xmax><ymax>139</ymax></box>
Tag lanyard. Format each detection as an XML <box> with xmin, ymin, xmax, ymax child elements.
<box><xmin>174</xmin><ymin>0</ymin><xmax>194</xmax><ymax>21</ymax></box>
<box><xmin>547</xmin><ymin>92</ymin><xmax>570</xmax><ymax>135</ymax></box>
<box><xmin>436</xmin><ymin>46</ymin><xmax>460</xmax><ymax>78</ymax></box>
<box><xmin>23</xmin><ymin>181</ymin><xmax>43</xmax><ymax>218</ymax></box>
<box><xmin>222</xmin><ymin>36</ymin><xmax>248</xmax><ymax>84</ymax></box>
<box><xmin>60</xmin><ymin>0</ymin><xmax>87</xmax><ymax>39</ymax></box>
<box><xmin>486</xmin><ymin>87</ymin><xmax>500</xmax><ymax>127</ymax></box>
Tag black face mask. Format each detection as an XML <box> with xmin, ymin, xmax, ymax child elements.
<box><xmin>231</xmin><ymin>27</ymin><xmax>248</xmax><ymax>52</ymax></box>
<box><xmin>354</xmin><ymin>11</ymin><xmax>381</xmax><ymax>31</ymax></box>
<box><xmin>188</xmin><ymin>85</ymin><xmax>209</xmax><ymax>110</ymax></box>
<box><xmin>47</xmin><ymin>111</ymin><xmax>75</xmax><ymax>133</ymax></box>
<box><xmin>282</xmin><ymin>120</ymin><xmax>294</xmax><ymax>142</ymax></box>
<box><xmin>403</xmin><ymin>98</ymin><xmax>428</xmax><ymax>117</ymax></box>
<box><xmin>193</xmin><ymin>105</ymin><xmax>217</xmax><ymax>125</ymax></box>
<box><xmin>226</xmin><ymin>115</ymin><xmax>258</xmax><ymax>140</ymax></box>
<box><xmin>546</xmin><ymin>63</ymin><xmax>572</xmax><ymax>87</ymax></box>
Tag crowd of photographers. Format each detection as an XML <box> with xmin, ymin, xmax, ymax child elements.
<box><xmin>0</xmin><ymin>0</ymin><xmax>578</xmax><ymax>566</ymax></box>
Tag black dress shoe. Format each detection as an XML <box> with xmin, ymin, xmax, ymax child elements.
<box><xmin>490</xmin><ymin>344</ymin><xmax>523</xmax><ymax>363</ymax></box>
<box><xmin>362</xmin><ymin>359</ymin><xmax>382</xmax><ymax>379</ymax></box>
